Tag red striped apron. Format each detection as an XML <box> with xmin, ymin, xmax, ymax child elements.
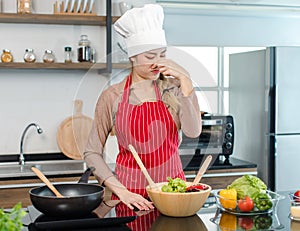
<box><xmin>114</xmin><ymin>74</ymin><xmax>185</xmax><ymax>197</ymax></box>
<box><xmin>113</xmin><ymin>74</ymin><xmax>185</xmax><ymax>230</ymax></box>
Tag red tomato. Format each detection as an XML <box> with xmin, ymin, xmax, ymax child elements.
<box><xmin>238</xmin><ymin>217</ymin><xmax>254</xmax><ymax>230</ymax></box>
<box><xmin>294</xmin><ymin>190</ymin><xmax>300</xmax><ymax>202</ymax></box>
<box><xmin>238</xmin><ymin>196</ymin><xmax>254</xmax><ymax>212</ymax></box>
<box><xmin>186</xmin><ymin>184</ymin><xmax>208</xmax><ymax>192</ymax></box>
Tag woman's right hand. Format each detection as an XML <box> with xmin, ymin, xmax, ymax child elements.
<box><xmin>117</xmin><ymin>189</ymin><xmax>155</xmax><ymax>211</ymax></box>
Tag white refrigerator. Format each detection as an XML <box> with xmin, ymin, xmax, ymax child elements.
<box><xmin>229</xmin><ymin>46</ymin><xmax>300</xmax><ymax>192</ymax></box>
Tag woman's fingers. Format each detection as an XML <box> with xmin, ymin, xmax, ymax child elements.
<box><xmin>121</xmin><ymin>191</ymin><xmax>155</xmax><ymax>211</ymax></box>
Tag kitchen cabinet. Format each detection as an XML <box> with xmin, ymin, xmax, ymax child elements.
<box><xmin>0</xmin><ymin>0</ymin><xmax>128</xmax><ymax>73</ymax></box>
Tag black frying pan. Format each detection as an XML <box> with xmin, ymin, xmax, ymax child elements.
<box><xmin>29</xmin><ymin>167</ymin><xmax>104</xmax><ymax>218</ymax></box>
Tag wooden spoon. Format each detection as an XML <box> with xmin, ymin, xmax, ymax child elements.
<box><xmin>31</xmin><ymin>167</ymin><xmax>64</xmax><ymax>197</ymax></box>
<box><xmin>128</xmin><ymin>144</ymin><xmax>156</xmax><ymax>188</ymax></box>
<box><xmin>193</xmin><ymin>155</ymin><xmax>212</xmax><ymax>185</ymax></box>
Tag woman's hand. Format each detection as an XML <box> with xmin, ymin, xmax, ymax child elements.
<box><xmin>117</xmin><ymin>189</ymin><xmax>155</xmax><ymax>211</ymax></box>
<box><xmin>154</xmin><ymin>59</ymin><xmax>194</xmax><ymax>96</ymax></box>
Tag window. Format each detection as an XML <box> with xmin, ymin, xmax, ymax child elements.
<box><xmin>175</xmin><ymin>46</ymin><xmax>265</xmax><ymax>114</ymax></box>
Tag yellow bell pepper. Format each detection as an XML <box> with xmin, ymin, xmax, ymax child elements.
<box><xmin>219</xmin><ymin>189</ymin><xmax>237</xmax><ymax>210</ymax></box>
<box><xmin>219</xmin><ymin>213</ymin><xmax>237</xmax><ymax>231</ymax></box>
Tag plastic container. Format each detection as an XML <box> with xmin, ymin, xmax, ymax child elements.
<box><xmin>1</xmin><ymin>49</ymin><xmax>13</xmax><ymax>63</ymax></box>
<box><xmin>23</xmin><ymin>48</ymin><xmax>36</xmax><ymax>63</ymax></box>
<box><xmin>43</xmin><ymin>50</ymin><xmax>55</xmax><ymax>63</ymax></box>
<box><xmin>78</xmin><ymin>35</ymin><xmax>91</xmax><ymax>62</ymax></box>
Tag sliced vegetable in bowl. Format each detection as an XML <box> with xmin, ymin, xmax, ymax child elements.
<box><xmin>161</xmin><ymin>177</ymin><xmax>209</xmax><ymax>193</ymax></box>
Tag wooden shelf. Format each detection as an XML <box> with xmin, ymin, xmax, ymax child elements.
<box><xmin>0</xmin><ymin>62</ymin><xmax>130</xmax><ymax>70</ymax></box>
<box><xmin>0</xmin><ymin>13</ymin><xmax>119</xmax><ymax>26</ymax></box>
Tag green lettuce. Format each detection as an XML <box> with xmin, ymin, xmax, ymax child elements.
<box><xmin>227</xmin><ymin>175</ymin><xmax>267</xmax><ymax>199</ymax></box>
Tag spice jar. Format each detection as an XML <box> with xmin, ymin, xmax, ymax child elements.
<box><xmin>78</xmin><ymin>35</ymin><xmax>91</xmax><ymax>62</ymax></box>
<box><xmin>17</xmin><ymin>0</ymin><xmax>32</xmax><ymax>14</ymax></box>
<box><xmin>1</xmin><ymin>49</ymin><xmax>13</xmax><ymax>63</ymax></box>
<box><xmin>64</xmin><ymin>46</ymin><xmax>72</xmax><ymax>63</ymax></box>
<box><xmin>43</xmin><ymin>50</ymin><xmax>55</xmax><ymax>63</ymax></box>
<box><xmin>23</xmin><ymin>48</ymin><xmax>36</xmax><ymax>63</ymax></box>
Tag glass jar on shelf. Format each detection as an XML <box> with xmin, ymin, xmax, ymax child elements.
<box><xmin>64</xmin><ymin>46</ymin><xmax>72</xmax><ymax>63</ymax></box>
<box><xmin>17</xmin><ymin>0</ymin><xmax>32</xmax><ymax>14</ymax></box>
<box><xmin>23</xmin><ymin>48</ymin><xmax>36</xmax><ymax>63</ymax></box>
<box><xmin>78</xmin><ymin>35</ymin><xmax>91</xmax><ymax>62</ymax></box>
<box><xmin>1</xmin><ymin>49</ymin><xmax>13</xmax><ymax>63</ymax></box>
<box><xmin>43</xmin><ymin>50</ymin><xmax>55</xmax><ymax>63</ymax></box>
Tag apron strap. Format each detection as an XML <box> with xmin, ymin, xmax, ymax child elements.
<box><xmin>122</xmin><ymin>74</ymin><xmax>162</xmax><ymax>103</ymax></box>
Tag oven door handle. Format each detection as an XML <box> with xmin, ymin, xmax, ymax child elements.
<box><xmin>202</xmin><ymin>119</ymin><xmax>223</xmax><ymax>126</ymax></box>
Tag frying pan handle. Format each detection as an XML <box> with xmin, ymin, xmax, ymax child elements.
<box><xmin>78</xmin><ymin>167</ymin><xmax>95</xmax><ymax>183</ymax></box>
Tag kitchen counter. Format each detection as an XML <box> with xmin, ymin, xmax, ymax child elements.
<box><xmin>0</xmin><ymin>156</ymin><xmax>257</xmax><ymax>208</ymax></box>
<box><xmin>20</xmin><ymin>191</ymin><xmax>295</xmax><ymax>231</ymax></box>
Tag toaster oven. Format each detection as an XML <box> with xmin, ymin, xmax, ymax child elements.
<box><xmin>179</xmin><ymin>114</ymin><xmax>234</xmax><ymax>157</ymax></box>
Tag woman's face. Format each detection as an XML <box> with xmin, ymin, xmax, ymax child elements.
<box><xmin>131</xmin><ymin>48</ymin><xmax>166</xmax><ymax>81</ymax></box>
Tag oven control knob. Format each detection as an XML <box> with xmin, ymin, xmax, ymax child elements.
<box><xmin>225</xmin><ymin>133</ymin><xmax>233</xmax><ymax>140</ymax></box>
<box><xmin>225</xmin><ymin>142</ymin><xmax>232</xmax><ymax>149</ymax></box>
<box><xmin>226</xmin><ymin>123</ymin><xmax>233</xmax><ymax>130</ymax></box>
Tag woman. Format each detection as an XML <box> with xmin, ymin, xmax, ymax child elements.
<box><xmin>84</xmin><ymin>4</ymin><xmax>201</xmax><ymax>212</ymax></box>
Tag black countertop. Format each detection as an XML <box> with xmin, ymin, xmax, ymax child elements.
<box><xmin>21</xmin><ymin>191</ymin><xmax>295</xmax><ymax>231</ymax></box>
<box><xmin>181</xmin><ymin>155</ymin><xmax>257</xmax><ymax>171</ymax></box>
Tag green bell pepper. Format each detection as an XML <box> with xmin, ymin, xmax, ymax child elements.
<box><xmin>253</xmin><ymin>193</ymin><xmax>273</xmax><ymax>211</ymax></box>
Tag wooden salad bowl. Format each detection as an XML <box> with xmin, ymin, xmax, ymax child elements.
<box><xmin>146</xmin><ymin>182</ymin><xmax>212</xmax><ymax>217</ymax></box>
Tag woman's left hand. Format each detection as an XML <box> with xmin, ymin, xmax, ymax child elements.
<box><xmin>155</xmin><ymin>59</ymin><xmax>194</xmax><ymax>96</ymax></box>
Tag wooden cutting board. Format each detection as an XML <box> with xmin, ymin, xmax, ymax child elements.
<box><xmin>57</xmin><ymin>99</ymin><xmax>93</xmax><ymax>160</ymax></box>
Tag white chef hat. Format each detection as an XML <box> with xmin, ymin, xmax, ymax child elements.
<box><xmin>114</xmin><ymin>4</ymin><xmax>167</xmax><ymax>58</ymax></box>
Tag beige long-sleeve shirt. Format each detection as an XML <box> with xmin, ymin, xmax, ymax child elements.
<box><xmin>84</xmin><ymin>76</ymin><xmax>201</xmax><ymax>184</ymax></box>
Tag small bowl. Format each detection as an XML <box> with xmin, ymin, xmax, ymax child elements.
<box><xmin>214</xmin><ymin>190</ymin><xmax>284</xmax><ymax>215</ymax></box>
<box><xmin>146</xmin><ymin>182</ymin><xmax>211</xmax><ymax>217</ymax></box>
<box><xmin>289</xmin><ymin>193</ymin><xmax>300</xmax><ymax>221</ymax></box>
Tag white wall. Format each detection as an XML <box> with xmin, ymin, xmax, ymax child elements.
<box><xmin>0</xmin><ymin>0</ymin><xmax>108</xmax><ymax>155</ymax></box>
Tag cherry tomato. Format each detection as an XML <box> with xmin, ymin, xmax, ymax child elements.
<box><xmin>238</xmin><ymin>216</ymin><xmax>254</xmax><ymax>230</ymax></box>
<box><xmin>186</xmin><ymin>184</ymin><xmax>208</xmax><ymax>192</ymax></box>
<box><xmin>294</xmin><ymin>190</ymin><xmax>300</xmax><ymax>202</ymax></box>
<box><xmin>238</xmin><ymin>196</ymin><xmax>254</xmax><ymax>212</ymax></box>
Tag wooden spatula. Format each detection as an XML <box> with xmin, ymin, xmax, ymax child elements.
<box><xmin>128</xmin><ymin>144</ymin><xmax>156</xmax><ymax>188</ymax></box>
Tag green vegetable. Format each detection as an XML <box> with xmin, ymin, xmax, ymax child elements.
<box><xmin>227</xmin><ymin>175</ymin><xmax>267</xmax><ymax>199</ymax></box>
<box><xmin>253</xmin><ymin>193</ymin><xmax>273</xmax><ymax>211</ymax></box>
<box><xmin>254</xmin><ymin>214</ymin><xmax>273</xmax><ymax>229</ymax></box>
<box><xmin>0</xmin><ymin>202</ymin><xmax>26</xmax><ymax>231</ymax></box>
<box><xmin>161</xmin><ymin>177</ymin><xmax>186</xmax><ymax>193</ymax></box>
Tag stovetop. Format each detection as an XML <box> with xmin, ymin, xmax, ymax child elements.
<box><xmin>24</xmin><ymin>204</ymin><xmax>136</xmax><ymax>231</ymax></box>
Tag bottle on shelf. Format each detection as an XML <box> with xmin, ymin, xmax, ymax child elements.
<box><xmin>43</xmin><ymin>50</ymin><xmax>55</xmax><ymax>63</ymax></box>
<box><xmin>23</xmin><ymin>48</ymin><xmax>36</xmax><ymax>63</ymax></box>
<box><xmin>64</xmin><ymin>46</ymin><xmax>72</xmax><ymax>63</ymax></box>
<box><xmin>78</xmin><ymin>35</ymin><xmax>91</xmax><ymax>62</ymax></box>
<box><xmin>1</xmin><ymin>49</ymin><xmax>14</xmax><ymax>63</ymax></box>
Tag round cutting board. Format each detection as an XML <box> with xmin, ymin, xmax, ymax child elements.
<box><xmin>57</xmin><ymin>99</ymin><xmax>93</xmax><ymax>160</ymax></box>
